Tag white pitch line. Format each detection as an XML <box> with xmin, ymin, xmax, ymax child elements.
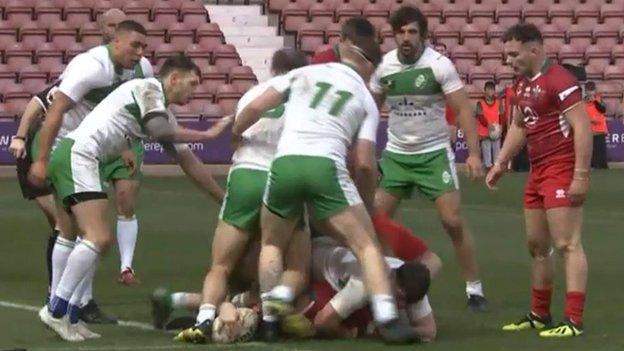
<box><xmin>29</xmin><ymin>342</ymin><xmax>265</xmax><ymax>351</ymax></box>
<box><xmin>0</xmin><ymin>299</ymin><xmax>156</xmax><ymax>332</ymax></box>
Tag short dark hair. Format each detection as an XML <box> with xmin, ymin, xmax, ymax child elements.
<box><xmin>395</xmin><ymin>261</ymin><xmax>431</xmax><ymax>304</ymax></box>
<box><xmin>585</xmin><ymin>81</ymin><xmax>596</xmax><ymax>90</ymax></box>
<box><xmin>389</xmin><ymin>6</ymin><xmax>428</xmax><ymax>38</ymax></box>
<box><xmin>271</xmin><ymin>49</ymin><xmax>308</xmax><ymax>75</ymax></box>
<box><xmin>341</xmin><ymin>16</ymin><xmax>376</xmax><ymax>41</ymax></box>
<box><xmin>501</xmin><ymin>23</ymin><xmax>543</xmax><ymax>44</ymax></box>
<box><xmin>115</xmin><ymin>20</ymin><xmax>147</xmax><ymax>36</ymax></box>
<box><xmin>160</xmin><ymin>54</ymin><xmax>201</xmax><ymax>78</ymax></box>
<box><xmin>484</xmin><ymin>81</ymin><xmax>496</xmax><ymax>90</ymax></box>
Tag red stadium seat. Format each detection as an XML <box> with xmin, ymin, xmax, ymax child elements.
<box><xmin>5</xmin><ymin>42</ymin><xmax>33</xmax><ymax>67</ymax></box>
<box><xmin>93</xmin><ymin>0</ymin><xmax>114</xmax><ymax>17</ymax></box>
<box><xmin>0</xmin><ymin>64</ymin><xmax>17</xmax><ymax>86</ymax></box>
<box><xmin>64</xmin><ymin>0</ymin><xmax>92</xmax><ymax>23</ymax></box>
<box><xmin>36</xmin><ymin>42</ymin><xmax>64</xmax><ymax>73</ymax></box>
<box><xmin>558</xmin><ymin>44</ymin><xmax>585</xmax><ymax>66</ymax></box>
<box><xmin>0</xmin><ymin>21</ymin><xmax>17</xmax><ymax>45</ymax></box>
<box><xmin>229</xmin><ymin>65</ymin><xmax>257</xmax><ymax>91</ymax></box>
<box><xmin>593</xmin><ymin>24</ymin><xmax>620</xmax><ymax>49</ymax></box>
<box><xmin>442</xmin><ymin>2</ymin><xmax>469</xmax><ymax>29</ymax></box>
<box><xmin>213</xmin><ymin>44</ymin><xmax>241</xmax><ymax>72</ymax></box>
<box><xmin>298</xmin><ymin>22</ymin><xmax>325</xmax><ymax>54</ymax></box>
<box><xmin>325</xmin><ymin>22</ymin><xmax>342</xmax><ymax>46</ymax></box>
<box><xmin>486</xmin><ymin>23</ymin><xmax>506</xmax><ymax>45</ymax></box>
<box><xmin>65</xmin><ymin>42</ymin><xmax>86</xmax><ymax>62</ymax></box>
<box><xmin>201</xmin><ymin>103</ymin><xmax>224</xmax><ymax>119</ymax></box>
<box><xmin>4</xmin><ymin>83</ymin><xmax>32</xmax><ymax>106</ymax></box>
<box><xmin>168</xmin><ymin>22</ymin><xmax>195</xmax><ymax>51</ymax></box>
<box><xmin>152</xmin><ymin>0</ymin><xmax>180</xmax><ymax>24</ymax></box>
<box><xmin>216</xmin><ymin>84</ymin><xmax>242</xmax><ymax>115</ymax></box>
<box><xmin>469</xmin><ymin>4</ymin><xmax>494</xmax><ymax>27</ymax></box>
<box><xmin>196</xmin><ymin>23</ymin><xmax>224</xmax><ymax>52</ymax></box>
<box><xmin>362</xmin><ymin>3</ymin><xmax>389</xmax><ymax>31</ymax></box>
<box><xmin>51</xmin><ymin>23</ymin><xmax>78</xmax><ymax>50</ymax></box>
<box><xmin>268</xmin><ymin>0</ymin><xmax>291</xmax><ymax>13</ymax></box>
<box><xmin>548</xmin><ymin>3</ymin><xmax>574</xmax><ymax>28</ymax></box>
<box><xmin>335</xmin><ymin>4</ymin><xmax>360</xmax><ymax>24</ymax></box>
<box><xmin>123</xmin><ymin>1</ymin><xmax>151</xmax><ymax>24</ymax></box>
<box><xmin>495</xmin><ymin>65</ymin><xmax>515</xmax><ymax>84</ymax></box>
<box><xmin>282</xmin><ymin>3</ymin><xmax>308</xmax><ymax>33</ymax></box>
<box><xmin>600</xmin><ymin>4</ymin><xmax>624</xmax><ymax>27</ymax></box>
<box><xmin>309</xmin><ymin>3</ymin><xmax>334</xmax><ymax>29</ymax></box>
<box><xmin>540</xmin><ymin>24</ymin><xmax>566</xmax><ymax>50</ymax></box>
<box><xmin>522</xmin><ymin>4</ymin><xmax>549</xmax><ymax>27</ymax></box>
<box><xmin>585</xmin><ymin>45</ymin><xmax>612</xmax><ymax>68</ymax></box>
<box><xmin>469</xmin><ymin>66</ymin><xmax>495</xmax><ymax>91</ymax></box>
<box><xmin>478</xmin><ymin>43</ymin><xmax>504</xmax><ymax>66</ymax></box>
<box><xmin>584</xmin><ymin>65</ymin><xmax>603</xmax><ymax>81</ymax></box>
<box><xmin>180</xmin><ymin>1</ymin><xmax>208</xmax><ymax>27</ymax></box>
<box><xmin>79</xmin><ymin>22</ymin><xmax>102</xmax><ymax>49</ymax></box>
<box><xmin>154</xmin><ymin>43</ymin><xmax>179</xmax><ymax>66</ymax></box>
<box><xmin>380</xmin><ymin>36</ymin><xmax>397</xmax><ymax>54</ymax></box>
<box><xmin>200</xmin><ymin>65</ymin><xmax>227</xmax><ymax>87</ymax></box>
<box><xmin>612</xmin><ymin>45</ymin><xmax>624</xmax><ymax>66</ymax></box>
<box><xmin>464</xmin><ymin>84</ymin><xmax>483</xmax><ymax>100</ymax></box>
<box><xmin>34</xmin><ymin>0</ymin><xmax>63</xmax><ymax>28</ymax></box>
<box><xmin>567</xmin><ymin>24</ymin><xmax>593</xmax><ymax>48</ymax></box>
<box><xmin>185</xmin><ymin>43</ymin><xmax>211</xmax><ymax>68</ymax></box>
<box><xmin>417</xmin><ymin>1</ymin><xmax>443</xmax><ymax>20</ymax></box>
<box><xmin>433</xmin><ymin>24</ymin><xmax>460</xmax><ymax>49</ymax></box>
<box><xmin>19</xmin><ymin>23</ymin><xmax>48</xmax><ymax>49</ymax></box>
<box><xmin>495</xmin><ymin>3</ymin><xmax>522</xmax><ymax>27</ymax></box>
<box><xmin>451</xmin><ymin>45</ymin><xmax>478</xmax><ymax>68</ymax></box>
<box><xmin>348</xmin><ymin>0</ymin><xmax>369</xmax><ymax>12</ymax></box>
<box><xmin>144</xmin><ymin>22</ymin><xmax>167</xmax><ymax>52</ymax></box>
<box><xmin>574</xmin><ymin>3</ymin><xmax>599</xmax><ymax>27</ymax></box>
<box><xmin>5</xmin><ymin>0</ymin><xmax>34</xmax><ymax>24</ymax></box>
<box><xmin>460</xmin><ymin>24</ymin><xmax>487</xmax><ymax>50</ymax></box>
<box><xmin>20</xmin><ymin>66</ymin><xmax>48</xmax><ymax>93</ymax></box>
<box><xmin>604</xmin><ymin>65</ymin><xmax>624</xmax><ymax>81</ymax></box>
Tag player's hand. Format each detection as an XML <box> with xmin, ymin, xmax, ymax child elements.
<box><xmin>28</xmin><ymin>160</ymin><xmax>47</xmax><ymax>187</ymax></box>
<box><xmin>121</xmin><ymin>149</ymin><xmax>137</xmax><ymax>177</ymax></box>
<box><xmin>204</xmin><ymin>115</ymin><xmax>233</xmax><ymax>140</ymax></box>
<box><xmin>465</xmin><ymin>153</ymin><xmax>484</xmax><ymax>180</ymax></box>
<box><xmin>9</xmin><ymin>138</ymin><xmax>26</xmax><ymax>159</ymax></box>
<box><xmin>567</xmin><ymin>178</ymin><xmax>589</xmax><ymax>206</ymax></box>
<box><xmin>485</xmin><ymin>162</ymin><xmax>506</xmax><ymax>190</ymax></box>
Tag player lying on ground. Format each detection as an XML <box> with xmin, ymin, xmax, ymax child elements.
<box><xmin>37</xmin><ymin>55</ymin><xmax>230</xmax><ymax>342</ymax></box>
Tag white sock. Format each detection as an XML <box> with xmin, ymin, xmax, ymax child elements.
<box><xmin>55</xmin><ymin>240</ymin><xmax>100</xmax><ymax>301</ymax></box>
<box><xmin>79</xmin><ymin>256</ymin><xmax>96</xmax><ymax>307</ymax></box>
<box><xmin>69</xmin><ymin>258</ymin><xmax>98</xmax><ymax>308</ymax></box>
<box><xmin>51</xmin><ymin>236</ymin><xmax>75</xmax><ymax>298</ymax></box>
<box><xmin>171</xmin><ymin>292</ymin><xmax>189</xmax><ymax>309</ymax></box>
<box><xmin>466</xmin><ymin>280</ymin><xmax>484</xmax><ymax>297</ymax></box>
<box><xmin>370</xmin><ymin>294</ymin><xmax>398</xmax><ymax>324</ymax></box>
<box><xmin>261</xmin><ymin>292</ymin><xmax>278</xmax><ymax>322</ymax></box>
<box><xmin>196</xmin><ymin>303</ymin><xmax>216</xmax><ymax>325</ymax></box>
<box><xmin>117</xmin><ymin>215</ymin><xmax>138</xmax><ymax>271</ymax></box>
<box><xmin>270</xmin><ymin>285</ymin><xmax>294</xmax><ymax>303</ymax></box>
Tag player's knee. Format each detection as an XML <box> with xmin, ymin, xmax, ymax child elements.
<box><xmin>527</xmin><ymin>239</ymin><xmax>551</xmax><ymax>258</ymax></box>
<box><xmin>92</xmin><ymin>236</ymin><xmax>113</xmax><ymax>252</ymax></box>
<box><xmin>441</xmin><ymin>215</ymin><xmax>464</xmax><ymax>239</ymax></box>
<box><xmin>116</xmin><ymin>195</ymin><xmax>136</xmax><ymax>217</ymax></box>
<box><xmin>553</xmin><ymin>238</ymin><xmax>582</xmax><ymax>254</ymax></box>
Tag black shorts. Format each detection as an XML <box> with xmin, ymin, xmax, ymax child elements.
<box><xmin>16</xmin><ymin>135</ymin><xmax>53</xmax><ymax>200</ymax></box>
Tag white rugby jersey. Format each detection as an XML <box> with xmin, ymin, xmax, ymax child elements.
<box><xmin>268</xmin><ymin>63</ymin><xmax>379</xmax><ymax>165</ymax></box>
<box><xmin>370</xmin><ymin>47</ymin><xmax>463</xmax><ymax>154</ymax></box>
<box><xmin>231</xmin><ymin>77</ymin><xmax>286</xmax><ymax>172</ymax></box>
<box><xmin>56</xmin><ymin>45</ymin><xmax>152</xmax><ymax>148</ymax></box>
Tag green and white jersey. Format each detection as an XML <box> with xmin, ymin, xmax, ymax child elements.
<box><xmin>56</xmin><ymin>45</ymin><xmax>152</xmax><ymax>147</ymax></box>
<box><xmin>65</xmin><ymin>78</ymin><xmax>175</xmax><ymax>163</ymax></box>
<box><xmin>370</xmin><ymin>47</ymin><xmax>463</xmax><ymax>154</ymax></box>
<box><xmin>269</xmin><ymin>63</ymin><xmax>379</xmax><ymax>165</ymax></box>
<box><xmin>232</xmin><ymin>77</ymin><xmax>286</xmax><ymax>172</ymax></box>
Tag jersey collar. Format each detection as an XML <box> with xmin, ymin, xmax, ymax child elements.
<box><xmin>332</xmin><ymin>44</ymin><xmax>341</xmax><ymax>60</ymax></box>
<box><xmin>530</xmin><ymin>58</ymin><xmax>552</xmax><ymax>81</ymax></box>
<box><xmin>158</xmin><ymin>79</ymin><xmax>169</xmax><ymax>107</ymax></box>
<box><xmin>397</xmin><ymin>45</ymin><xmax>426</xmax><ymax>66</ymax></box>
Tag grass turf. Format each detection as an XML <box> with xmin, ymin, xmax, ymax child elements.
<box><xmin>1</xmin><ymin>170</ymin><xmax>623</xmax><ymax>351</ymax></box>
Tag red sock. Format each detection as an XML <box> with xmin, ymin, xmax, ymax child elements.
<box><xmin>564</xmin><ymin>291</ymin><xmax>586</xmax><ymax>326</ymax></box>
<box><xmin>530</xmin><ymin>287</ymin><xmax>553</xmax><ymax>319</ymax></box>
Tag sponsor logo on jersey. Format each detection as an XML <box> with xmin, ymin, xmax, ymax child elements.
<box><xmin>415</xmin><ymin>74</ymin><xmax>426</xmax><ymax>88</ymax></box>
<box><xmin>555</xmin><ymin>189</ymin><xmax>566</xmax><ymax>199</ymax></box>
<box><xmin>532</xmin><ymin>85</ymin><xmax>543</xmax><ymax>99</ymax></box>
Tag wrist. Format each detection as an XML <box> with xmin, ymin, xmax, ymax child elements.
<box><xmin>13</xmin><ymin>135</ymin><xmax>25</xmax><ymax>141</ymax></box>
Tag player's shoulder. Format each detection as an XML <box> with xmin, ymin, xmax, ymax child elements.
<box><xmin>422</xmin><ymin>47</ymin><xmax>455</xmax><ymax>72</ymax></box>
<box><xmin>131</xmin><ymin>77</ymin><xmax>164</xmax><ymax>97</ymax></box>
<box><xmin>544</xmin><ymin>62</ymin><xmax>577</xmax><ymax>82</ymax></box>
<box><xmin>377</xmin><ymin>49</ymin><xmax>400</xmax><ymax>70</ymax></box>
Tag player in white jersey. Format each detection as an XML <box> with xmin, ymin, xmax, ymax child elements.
<box><xmin>173</xmin><ymin>49</ymin><xmax>311</xmax><ymax>344</ymax></box>
<box><xmin>233</xmin><ymin>41</ymin><xmax>418</xmax><ymax>344</ymax></box>
<box><xmin>39</xmin><ymin>55</ymin><xmax>230</xmax><ymax>342</ymax></box>
<box><xmin>370</xmin><ymin>6</ymin><xmax>488</xmax><ymax>311</ymax></box>
<box><xmin>309</xmin><ymin>236</ymin><xmax>435</xmax><ymax>341</ymax></box>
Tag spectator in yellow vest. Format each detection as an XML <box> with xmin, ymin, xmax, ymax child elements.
<box><xmin>584</xmin><ymin>81</ymin><xmax>609</xmax><ymax>169</ymax></box>
<box><xmin>475</xmin><ymin>81</ymin><xmax>505</xmax><ymax>169</ymax></box>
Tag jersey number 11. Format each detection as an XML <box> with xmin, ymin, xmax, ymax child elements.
<box><xmin>309</xmin><ymin>82</ymin><xmax>354</xmax><ymax>117</ymax></box>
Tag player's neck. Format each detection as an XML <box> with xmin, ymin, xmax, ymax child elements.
<box><xmin>528</xmin><ymin>57</ymin><xmax>548</xmax><ymax>79</ymax></box>
<box><xmin>398</xmin><ymin>45</ymin><xmax>425</xmax><ymax>65</ymax></box>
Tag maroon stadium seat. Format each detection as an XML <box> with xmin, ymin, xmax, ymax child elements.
<box><xmin>4</xmin><ymin>83</ymin><xmax>32</xmax><ymax>106</ymax></box>
<box><xmin>268</xmin><ymin>0</ymin><xmax>291</xmax><ymax>13</ymax></box>
<box><xmin>362</xmin><ymin>3</ymin><xmax>389</xmax><ymax>31</ymax></box>
<box><xmin>574</xmin><ymin>3</ymin><xmax>600</xmax><ymax>27</ymax></box>
<box><xmin>5</xmin><ymin>0</ymin><xmax>34</xmax><ymax>24</ymax></box>
<box><xmin>380</xmin><ymin>36</ymin><xmax>397</xmax><ymax>54</ymax></box>
<box><xmin>185</xmin><ymin>43</ymin><xmax>211</xmax><ymax>68</ymax></box>
<box><xmin>79</xmin><ymin>22</ymin><xmax>102</xmax><ymax>49</ymax></box>
<box><xmin>216</xmin><ymin>84</ymin><xmax>242</xmax><ymax>115</ymax></box>
<box><xmin>20</xmin><ymin>66</ymin><xmax>48</xmax><ymax>93</ymax></box>
<box><xmin>558</xmin><ymin>44</ymin><xmax>585</xmax><ymax>66</ymax></box>
<box><xmin>5</xmin><ymin>42</ymin><xmax>33</xmax><ymax>67</ymax></box>
<box><xmin>593</xmin><ymin>24</ymin><xmax>620</xmax><ymax>49</ymax></box>
<box><xmin>180</xmin><ymin>1</ymin><xmax>208</xmax><ymax>27</ymax></box>
<box><xmin>486</xmin><ymin>23</ymin><xmax>505</xmax><ymax>45</ymax></box>
<box><xmin>335</xmin><ymin>3</ymin><xmax>360</xmax><ymax>24</ymax></box>
<box><xmin>460</xmin><ymin>24</ymin><xmax>487</xmax><ymax>50</ymax></box>
<box><xmin>451</xmin><ymin>45</ymin><xmax>478</xmax><ymax>68</ymax></box>
<box><xmin>495</xmin><ymin>65</ymin><xmax>515</xmax><ymax>84</ymax></box>
<box><xmin>433</xmin><ymin>24</ymin><xmax>460</xmax><ymax>49</ymax></box>
<box><xmin>229</xmin><ymin>65</ymin><xmax>257</xmax><ymax>91</ymax></box>
<box><xmin>154</xmin><ymin>43</ymin><xmax>179</xmax><ymax>66</ymax></box>
<box><xmin>584</xmin><ymin>65</ymin><xmax>603</xmax><ymax>81</ymax></box>
<box><xmin>522</xmin><ymin>3</ymin><xmax>549</xmax><ymax>27</ymax></box>
<box><xmin>612</xmin><ymin>45</ymin><xmax>624</xmax><ymax>66</ymax></box>
<box><xmin>19</xmin><ymin>23</ymin><xmax>48</xmax><ymax>49</ymax></box>
<box><xmin>469</xmin><ymin>66</ymin><xmax>495</xmax><ymax>91</ymax></box>
<box><xmin>600</xmin><ymin>4</ymin><xmax>624</xmax><ymax>27</ymax></box>
<box><xmin>36</xmin><ymin>42</ymin><xmax>64</xmax><ymax>73</ymax></box>
<box><xmin>93</xmin><ymin>0</ymin><xmax>114</xmax><ymax>17</ymax></box>
<box><xmin>0</xmin><ymin>64</ymin><xmax>17</xmax><ymax>86</ymax></box>
<box><xmin>191</xmin><ymin>87</ymin><xmax>215</xmax><ymax>105</ymax></box>
<box><xmin>34</xmin><ymin>0</ymin><xmax>63</xmax><ymax>28</ymax></box>
<box><xmin>464</xmin><ymin>84</ymin><xmax>483</xmax><ymax>100</ymax></box>
<box><xmin>348</xmin><ymin>0</ymin><xmax>369</xmax><ymax>12</ymax></box>
<box><xmin>50</xmin><ymin>23</ymin><xmax>78</xmax><ymax>50</ymax></box>
<box><xmin>213</xmin><ymin>44</ymin><xmax>241</xmax><ymax>72</ymax></box>
<box><xmin>201</xmin><ymin>65</ymin><xmax>227</xmax><ymax>87</ymax></box>
<box><xmin>152</xmin><ymin>0</ymin><xmax>180</xmax><ymax>24</ymax></box>
<box><xmin>200</xmin><ymin>103</ymin><xmax>224</xmax><ymax>119</ymax></box>
<box><xmin>478</xmin><ymin>43</ymin><xmax>504</xmax><ymax>66</ymax></box>
<box><xmin>168</xmin><ymin>22</ymin><xmax>195</xmax><ymax>51</ymax></box>
<box><xmin>65</xmin><ymin>42</ymin><xmax>86</xmax><ymax>62</ymax></box>
<box><xmin>144</xmin><ymin>22</ymin><xmax>167</xmax><ymax>52</ymax></box>
<box><xmin>548</xmin><ymin>3</ymin><xmax>574</xmax><ymax>28</ymax></box>
<box><xmin>469</xmin><ymin>4</ymin><xmax>494</xmax><ymax>27</ymax></box>
<box><xmin>123</xmin><ymin>0</ymin><xmax>151</xmax><ymax>24</ymax></box>
<box><xmin>63</xmin><ymin>0</ymin><xmax>92</xmax><ymax>23</ymax></box>
<box><xmin>325</xmin><ymin>22</ymin><xmax>342</xmax><ymax>46</ymax></box>
<box><xmin>196</xmin><ymin>23</ymin><xmax>224</xmax><ymax>51</ymax></box>
<box><xmin>294</xmin><ymin>0</ymin><xmax>316</xmax><ymax>11</ymax></box>
<box><xmin>567</xmin><ymin>24</ymin><xmax>593</xmax><ymax>48</ymax></box>
<box><xmin>298</xmin><ymin>22</ymin><xmax>325</xmax><ymax>54</ymax></box>
<box><xmin>282</xmin><ymin>3</ymin><xmax>308</xmax><ymax>33</ymax></box>
<box><xmin>495</xmin><ymin>3</ymin><xmax>522</xmax><ymax>28</ymax></box>
<box><xmin>604</xmin><ymin>65</ymin><xmax>624</xmax><ymax>81</ymax></box>
<box><xmin>309</xmin><ymin>3</ymin><xmax>334</xmax><ymax>29</ymax></box>
<box><xmin>0</xmin><ymin>21</ymin><xmax>17</xmax><ymax>45</ymax></box>
<box><xmin>442</xmin><ymin>1</ymin><xmax>469</xmax><ymax>29</ymax></box>
<box><xmin>585</xmin><ymin>45</ymin><xmax>612</xmax><ymax>68</ymax></box>
<box><xmin>540</xmin><ymin>24</ymin><xmax>566</xmax><ymax>51</ymax></box>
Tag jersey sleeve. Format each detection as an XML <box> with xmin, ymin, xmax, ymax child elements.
<box><xmin>550</xmin><ymin>66</ymin><xmax>582</xmax><ymax>114</ymax></box>
<box><xmin>407</xmin><ymin>295</ymin><xmax>432</xmax><ymax>321</ymax></box>
<box><xmin>369</xmin><ymin>63</ymin><xmax>385</xmax><ymax>94</ymax></box>
<box><xmin>433</xmin><ymin>56</ymin><xmax>464</xmax><ymax>95</ymax></box>
<box><xmin>140</xmin><ymin>58</ymin><xmax>154</xmax><ymax>78</ymax></box>
<box><xmin>58</xmin><ymin>54</ymin><xmax>105</xmax><ymax>103</ymax></box>
<box><xmin>133</xmin><ymin>80</ymin><xmax>167</xmax><ymax>118</ymax></box>
<box><xmin>356</xmin><ymin>93</ymin><xmax>380</xmax><ymax>142</ymax></box>
<box><xmin>267</xmin><ymin>70</ymin><xmax>297</xmax><ymax>94</ymax></box>
<box><xmin>329</xmin><ymin>277</ymin><xmax>368</xmax><ymax>319</ymax></box>
<box><xmin>34</xmin><ymin>81</ymin><xmax>61</xmax><ymax>112</ymax></box>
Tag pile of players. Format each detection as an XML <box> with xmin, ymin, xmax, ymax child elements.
<box><xmin>12</xmin><ymin>4</ymin><xmax>591</xmax><ymax>344</ymax></box>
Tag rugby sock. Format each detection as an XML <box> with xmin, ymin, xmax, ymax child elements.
<box><xmin>270</xmin><ymin>285</ymin><xmax>294</xmax><ymax>303</ymax></box>
<box><xmin>466</xmin><ymin>280</ymin><xmax>484</xmax><ymax>297</ymax></box>
<box><xmin>51</xmin><ymin>236</ymin><xmax>75</xmax><ymax>300</ymax></box>
<box><xmin>171</xmin><ymin>292</ymin><xmax>192</xmax><ymax>309</ymax></box>
<box><xmin>370</xmin><ymin>294</ymin><xmax>399</xmax><ymax>324</ymax></box>
<box><xmin>564</xmin><ymin>291</ymin><xmax>586</xmax><ymax>326</ymax></box>
<box><xmin>117</xmin><ymin>215</ymin><xmax>138</xmax><ymax>271</ymax></box>
<box><xmin>55</xmin><ymin>240</ymin><xmax>100</xmax><ymax>315</ymax></box>
<box><xmin>530</xmin><ymin>287</ymin><xmax>553</xmax><ymax>319</ymax></box>
<box><xmin>79</xmin><ymin>246</ymin><xmax>96</xmax><ymax>308</ymax></box>
<box><xmin>196</xmin><ymin>304</ymin><xmax>216</xmax><ymax>325</ymax></box>
<box><xmin>46</xmin><ymin>229</ymin><xmax>59</xmax><ymax>290</ymax></box>
<box><xmin>261</xmin><ymin>293</ymin><xmax>278</xmax><ymax>322</ymax></box>
<box><xmin>69</xmin><ymin>260</ymin><xmax>98</xmax><ymax>324</ymax></box>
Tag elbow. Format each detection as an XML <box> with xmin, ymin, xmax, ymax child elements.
<box><xmin>354</xmin><ymin>161</ymin><xmax>375</xmax><ymax>176</ymax></box>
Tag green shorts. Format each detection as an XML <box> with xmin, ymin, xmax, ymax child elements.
<box><xmin>378</xmin><ymin>147</ymin><xmax>459</xmax><ymax>201</ymax></box>
<box><xmin>47</xmin><ymin>138</ymin><xmax>107</xmax><ymax>207</ymax></box>
<box><xmin>263</xmin><ymin>155</ymin><xmax>362</xmax><ymax>221</ymax></box>
<box><xmin>99</xmin><ymin>141</ymin><xmax>144</xmax><ymax>182</ymax></box>
<box><xmin>219</xmin><ymin>167</ymin><xmax>269</xmax><ymax>233</ymax></box>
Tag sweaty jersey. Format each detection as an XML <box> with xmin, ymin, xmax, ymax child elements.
<box><xmin>232</xmin><ymin>78</ymin><xmax>286</xmax><ymax>172</ymax></box>
<box><xmin>66</xmin><ymin>78</ymin><xmax>178</xmax><ymax>163</ymax></box>
<box><xmin>269</xmin><ymin>63</ymin><xmax>379</xmax><ymax>165</ymax></box>
<box><xmin>56</xmin><ymin>45</ymin><xmax>153</xmax><ymax>147</ymax></box>
<box><xmin>370</xmin><ymin>47</ymin><xmax>464</xmax><ymax>154</ymax></box>
<box><xmin>513</xmin><ymin>60</ymin><xmax>581</xmax><ymax>166</ymax></box>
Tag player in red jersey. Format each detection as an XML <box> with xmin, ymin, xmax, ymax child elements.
<box><xmin>311</xmin><ymin>17</ymin><xmax>376</xmax><ymax>64</ymax></box>
<box><xmin>486</xmin><ymin>23</ymin><xmax>591</xmax><ymax>338</ymax></box>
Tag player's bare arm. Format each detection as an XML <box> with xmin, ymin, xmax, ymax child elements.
<box><xmin>352</xmin><ymin>139</ymin><xmax>378</xmax><ymax>214</ymax></box>
<box><xmin>446</xmin><ymin>88</ymin><xmax>483</xmax><ymax>180</ymax></box>
<box><xmin>9</xmin><ymin>98</ymin><xmax>45</xmax><ymax>159</ymax></box>
<box><xmin>29</xmin><ymin>92</ymin><xmax>75</xmax><ymax>186</ymax></box>
<box><xmin>167</xmin><ymin>146</ymin><xmax>225</xmax><ymax>203</ymax></box>
<box><xmin>563</xmin><ymin>103</ymin><xmax>592</xmax><ymax>206</ymax></box>
<box><xmin>486</xmin><ymin>106</ymin><xmax>527</xmax><ymax>190</ymax></box>
<box><xmin>232</xmin><ymin>87</ymin><xmax>283</xmax><ymax>136</ymax></box>
<box><xmin>313</xmin><ymin>304</ymin><xmax>357</xmax><ymax>339</ymax></box>
<box><xmin>144</xmin><ymin>112</ymin><xmax>231</xmax><ymax>143</ymax></box>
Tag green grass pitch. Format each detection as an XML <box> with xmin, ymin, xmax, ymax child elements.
<box><xmin>1</xmin><ymin>170</ymin><xmax>623</xmax><ymax>351</ymax></box>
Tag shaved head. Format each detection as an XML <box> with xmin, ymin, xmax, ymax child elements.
<box><xmin>98</xmin><ymin>8</ymin><xmax>126</xmax><ymax>44</ymax></box>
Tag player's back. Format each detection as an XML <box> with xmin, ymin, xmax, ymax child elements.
<box><xmin>514</xmin><ymin>60</ymin><xmax>581</xmax><ymax>165</ymax></box>
<box><xmin>276</xmin><ymin>63</ymin><xmax>378</xmax><ymax>164</ymax></box>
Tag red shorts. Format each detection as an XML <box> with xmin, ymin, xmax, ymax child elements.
<box><xmin>524</xmin><ymin>162</ymin><xmax>574</xmax><ymax>209</ymax></box>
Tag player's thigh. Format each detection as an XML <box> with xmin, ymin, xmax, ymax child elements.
<box><xmin>220</xmin><ymin>168</ymin><xmax>268</xmax><ymax>233</ymax></box>
<box><xmin>374</xmin><ymin>189</ymin><xmax>402</xmax><ymax>217</ymax></box>
<box><xmin>113</xmin><ymin>178</ymin><xmax>140</xmax><ymax>216</ymax></box>
<box><xmin>524</xmin><ymin>208</ymin><xmax>552</xmax><ymax>256</ymax></box>
<box><xmin>545</xmin><ymin>206</ymin><xmax>583</xmax><ymax>250</ymax></box>
<box><xmin>284</xmin><ymin>226</ymin><xmax>311</xmax><ymax>277</ymax></box>
<box><xmin>260</xmin><ymin>205</ymin><xmax>299</xmax><ymax>249</ymax></box>
<box><xmin>34</xmin><ymin>194</ymin><xmax>57</xmax><ymax>226</ymax></box>
<box><xmin>434</xmin><ymin>190</ymin><xmax>463</xmax><ymax>228</ymax></box>
<box><xmin>211</xmin><ymin>220</ymin><xmax>252</xmax><ymax>271</ymax></box>
<box><xmin>70</xmin><ymin>198</ymin><xmax>112</xmax><ymax>249</ymax></box>
<box><xmin>378</xmin><ymin>150</ymin><xmax>415</xmax><ymax>201</ymax></box>
<box><xmin>324</xmin><ymin>204</ymin><xmax>378</xmax><ymax>253</ymax></box>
